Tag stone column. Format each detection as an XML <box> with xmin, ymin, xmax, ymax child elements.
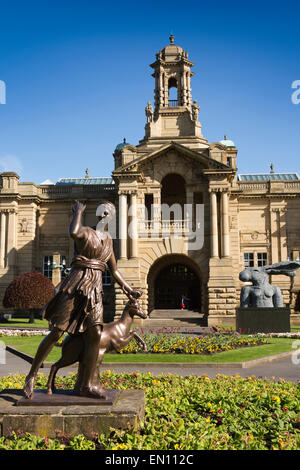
<box><xmin>152</xmin><ymin>191</ymin><xmax>161</xmax><ymax>237</ymax></box>
<box><xmin>270</xmin><ymin>207</ymin><xmax>279</xmax><ymax>264</ymax></box>
<box><xmin>130</xmin><ymin>192</ymin><xmax>138</xmax><ymax>259</ymax></box>
<box><xmin>221</xmin><ymin>191</ymin><xmax>230</xmax><ymax>257</ymax></box>
<box><xmin>210</xmin><ymin>191</ymin><xmax>219</xmax><ymax>258</ymax></box>
<box><xmin>7</xmin><ymin>209</ymin><xmax>17</xmax><ymax>267</ymax></box>
<box><xmin>0</xmin><ymin>211</ymin><xmax>6</xmax><ymax>268</ymax></box>
<box><xmin>185</xmin><ymin>188</ymin><xmax>193</xmax><ymax>233</ymax></box>
<box><xmin>279</xmin><ymin>208</ymin><xmax>288</xmax><ymax>261</ymax></box>
<box><xmin>52</xmin><ymin>252</ymin><xmax>61</xmax><ymax>287</ymax></box>
<box><xmin>119</xmin><ymin>193</ymin><xmax>128</xmax><ymax>259</ymax></box>
<box><xmin>182</xmin><ymin>69</ymin><xmax>187</xmax><ymax>106</ymax></box>
<box><xmin>186</xmin><ymin>72</ymin><xmax>192</xmax><ymax>108</ymax></box>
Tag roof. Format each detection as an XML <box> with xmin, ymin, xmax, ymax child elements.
<box><xmin>219</xmin><ymin>135</ymin><xmax>235</xmax><ymax>147</ymax></box>
<box><xmin>56</xmin><ymin>177</ymin><xmax>114</xmax><ymax>185</ymax></box>
<box><xmin>219</xmin><ymin>139</ymin><xmax>235</xmax><ymax>147</ymax></box>
<box><xmin>113</xmin><ymin>141</ymin><xmax>230</xmax><ymax>174</ymax></box>
<box><xmin>238</xmin><ymin>173</ymin><xmax>300</xmax><ymax>182</ymax></box>
<box><xmin>115</xmin><ymin>138</ymin><xmax>131</xmax><ymax>151</ymax></box>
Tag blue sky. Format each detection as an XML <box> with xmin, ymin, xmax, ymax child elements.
<box><xmin>0</xmin><ymin>0</ymin><xmax>299</xmax><ymax>183</ymax></box>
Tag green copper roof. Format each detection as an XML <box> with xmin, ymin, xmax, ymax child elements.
<box><xmin>219</xmin><ymin>135</ymin><xmax>235</xmax><ymax>147</ymax></box>
<box><xmin>56</xmin><ymin>177</ymin><xmax>114</xmax><ymax>185</ymax></box>
<box><xmin>115</xmin><ymin>138</ymin><xmax>131</xmax><ymax>150</ymax></box>
<box><xmin>238</xmin><ymin>173</ymin><xmax>300</xmax><ymax>182</ymax></box>
<box><xmin>219</xmin><ymin>139</ymin><xmax>235</xmax><ymax>147</ymax></box>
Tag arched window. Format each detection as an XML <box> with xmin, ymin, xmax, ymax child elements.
<box><xmin>168</xmin><ymin>77</ymin><xmax>177</xmax><ymax>106</ymax></box>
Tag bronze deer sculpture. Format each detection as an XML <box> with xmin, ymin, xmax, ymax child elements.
<box><xmin>46</xmin><ymin>294</ymin><xmax>148</xmax><ymax>395</ymax></box>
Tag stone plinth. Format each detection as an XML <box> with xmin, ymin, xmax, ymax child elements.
<box><xmin>236</xmin><ymin>307</ymin><xmax>290</xmax><ymax>334</ymax></box>
<box><xmin>0</xmin><ymin>389</ymin><xmax>145</xmax><ymax>439</ymax></box>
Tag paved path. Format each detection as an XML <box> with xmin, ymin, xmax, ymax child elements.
<box><xmin>1</xmin><ymin>350</ymin><xmax>300</xmax><ymax>383</ymax></box>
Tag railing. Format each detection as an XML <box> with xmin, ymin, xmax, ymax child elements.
<box><xmin>237</xmin><ymin>182</ymin><xmax>269</xmax><ymax>192</ymax></box>
<box><xmin>284</xmin><ymin>182</ymin><xmax>300</xmax><ymax>191</ymax></box>
<box><xmin>39</xmin><ymin>184</ymin><xmax>116</xmax><ymax>197</ymax></box>
<box><xmin>168</xmin><ymin>100</ymin><xmax>178</xmax><ymax>107</ymax></box>
<box><xmin>85</xmin><ymin>184</ymin><xmax>115</xmax><ymax>192</ymax></box>
<box><xmin>238</xmin><ymin>181</ymin><xmax>300</xmax><ymax>193</ymax></box>
<box><xmin>139</xmin><ymin>219</ymin><xmax>191</xmax><ymax>237</ymax></box>
<box><xmin>40</xmin><ymin>186</ymin><xmax>72</xmax><ymax>194</ymax></box>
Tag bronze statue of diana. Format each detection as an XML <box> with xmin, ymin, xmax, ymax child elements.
<box><xmin>23</xmin><ymin>200</ymin><xmax>141</xmax><ymax>399</ymax></box>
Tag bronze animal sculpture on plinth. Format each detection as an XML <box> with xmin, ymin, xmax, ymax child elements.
<box><xmin>23</xmin><ymin>200</ymin><xmax>142</xmax><ymax>400</ymax></box>
<box><xmin>46</xmin><ymin>293</ymin><xmax>147</xmax><ymax>395</ymax></box>
<box><xmin>239</xmin><ymin>261</ymin><xmax>300</xmax><ymax>308</ymax></box>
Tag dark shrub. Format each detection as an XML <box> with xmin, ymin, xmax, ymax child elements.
<box><xmin>3</xmin><ymin>271</ymin><xmax>54</xmax><ymax>323</ymax></box>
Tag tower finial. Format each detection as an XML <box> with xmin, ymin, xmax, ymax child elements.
<box><xmin>169</xmin><ymin>34</ymin><xmax>175</xmax><ymax>44</ymax></box>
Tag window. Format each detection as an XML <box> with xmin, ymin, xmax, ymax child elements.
<box><xmin>244</xmin><ymin>253</ymin><xmax>254</xmax><ymax>267</ymax></box>
<box><xmin>43</xmin><ymin>255</ymin><xmax>67</xmax><ymax>279</ymax></box>
<box><xmin>257</xmin><ymin>252</ymin><xmax>267</xmax><ymax>267</ymax></box>
<box><xmin>60</xmin><ymin>255</ymin><xmax>67</xmax><ymax>278</ymax></box>
<box><xmin>145</xmin><ymin>194</ymin><xmax>154</xmax><ymax>221</ymax></box>
<box><xmin>43</xmin><ymin>255</ymin><xmax>53</xmax><ymax>279</ymax></box>
<box><xmin>103</xmin><ymin>270</ymin><xmax>112</xmax><ymax>286</ymax></box>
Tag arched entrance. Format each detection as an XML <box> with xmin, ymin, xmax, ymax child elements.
<box><xmin>148</xmin><ymin>255</ymin><xmax>202</xmax><ymax>313</ymax></box>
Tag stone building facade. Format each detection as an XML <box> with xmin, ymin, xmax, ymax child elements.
<box><xmin>1</xmin><ymin>36</ymin><xmax>300</xmax><ymax>325</ymax></box>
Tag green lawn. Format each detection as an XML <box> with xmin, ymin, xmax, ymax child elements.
<box><xmin>0</xmin><ymin>318</ymin><xmax>49</xmax><ymax>328</ymax></box>
<box><xmin>1</xmin><ymin>334</ymin><xmax>297</xmax><ymax>364</ymax></box>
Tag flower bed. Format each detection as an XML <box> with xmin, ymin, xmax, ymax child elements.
<box><xmin>0</xmin><ymin>329</ymin><xmax>268</xmax><ymax>356</ymax></box>
<box><xmin>0</xmin><ymin>329</ymin><xmax>48</xmax><ymax>337</ymax></box>
<box><xmin>0</xmin><ymin>372</ymin><xmax>299</xmax><ymax>450</ymax></box>
<box><xmin>254</xmin><ymin>333</ymin><xmax>300</xmax><ymax>339</ymax></box>
<box><xmin>119</xmin><ymin>332</ymin><xmax>268</xmax><ymax>355</ymax></box>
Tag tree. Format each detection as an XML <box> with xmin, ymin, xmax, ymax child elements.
<box><xmin>3</xmin><ymin>271</ymin><xmax>55</xmax><ymax>323</ymax></box>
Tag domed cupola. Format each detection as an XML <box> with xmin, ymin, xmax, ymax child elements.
<box><xmin>115</xmin><ymin>138</ymin><xmax>131</xmax><ymax>151</ymax></box>
<box><xmin>158</xmin><ymin>34</ymin><xmax>185</xmax><ymax>61</ymax></box>
<box><xmin>219</xmin><ymin>135</ymin><xmax>235</xmax><ymax>147</ymax></box>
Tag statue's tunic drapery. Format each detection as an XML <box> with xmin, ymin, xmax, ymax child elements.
<box><xmin>42</xmin><ymin>228</ymin><xmax>113</xmax><ymax>335</ymax></box>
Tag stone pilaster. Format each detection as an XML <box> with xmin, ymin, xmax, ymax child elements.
<box><xmin>209</xmin><ymin>190</ymin><xmax>219</xmax><ymax>258</ymax></box>
<box><xmin>118</xmin><ymin>193</ymin><xmax>128</xmax><ymax>259</ymax></box>
<box><xmin>129</xmin><ymin>192</ymin><xmax>138</xmax><ymax>259</ymax></box>
<box><xmin>221</xmin><ymin>191</ymin><xmax>230</xmax><ymax>257</ymax></box>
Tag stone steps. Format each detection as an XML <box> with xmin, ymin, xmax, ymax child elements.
<box><xmin>149</xmin><ymin>309</ymin><xmax>203</xmax><ymax>319</ymax></box>
<box><xmin>134</xmin><ymin>309</ymin><xmax>206</xmax><ymax>328</ymax></box>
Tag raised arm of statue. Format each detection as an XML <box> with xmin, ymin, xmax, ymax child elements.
<box><xmin>69</xmin><ymin>200</ymin><xmax>87</xmax><ymax>240</ymax></box>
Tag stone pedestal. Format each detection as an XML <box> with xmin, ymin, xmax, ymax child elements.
<box><xmin>0</xmin><ymin>389</ymin><xmax>145</xmax><ymax>439</ymax></box>
<box><xmin>236</xmin><ymin>307</ymin><xmax>290</xmax><ymax>334</ymax></box>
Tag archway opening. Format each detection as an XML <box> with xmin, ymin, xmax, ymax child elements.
<box><xmin>168</xmin><ymin>77</ymin><xmax>178</xmax><ymax>105</ymax></box>
<box><xmin>154</xmin><ymin>262</ymin><xmax>201</xmax><ymax>311</ymax></box>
